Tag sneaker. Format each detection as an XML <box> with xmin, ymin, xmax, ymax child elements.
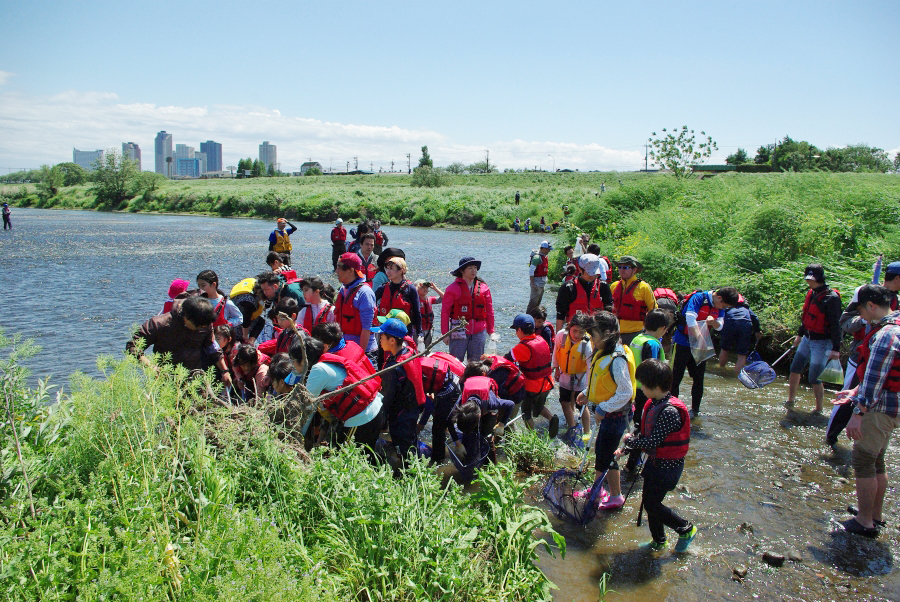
<box><xmin>674</xmin><ymin>525</ymin><xmax>697</xmax><ymax>552</ymax></box>
<box><xmin>688</xmin><ymin>410</ymin><xmax>700</xmax><ymax>419</ymax></box>
<box><xmin>598</xmin><ymin>494</ymin><xmax>625</xmax><ymax>510</ymax></box>
<box><xmin>573</xmin><ymin>488</ymin><xmax>591</xmax><ymax>499</ymax></box>
<box><xmin>642</xmin><ymin>540</ymin><xmax>666</xmax><ymax>551</ymax></box>
<box><xmin>847</xmin><ymin>506</ymin><xmax>887</xmax><ymax>528</ymax></box>
<box><xmin>784</xmin><ymin>399</ymin><xmax>795</xmax><ymax>409</ymax></box>
<box><xmin>840</xmin><ymin>517</ymin><xmax>879</xmax><ymax>538</ymax></box>
<box><xmin>548</xmin><ymin>415</ymin><xmax>560</xmax><ymax>439</ymax></box>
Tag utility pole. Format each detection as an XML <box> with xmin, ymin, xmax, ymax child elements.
<box><xmin>370</xmin><ymin>162</ymin><xmax>373</xmax><ymax>172</ymax></box>
<box><xmin>406</xmin><ymin>153</ymin><xmax>411</xmax><ymax>174</ymax></box>
<box><xmin>391</xmin><ymin>160</ymin><xmax>394</xmax><ymax>172</ymax></box>
<box><xmin>644</xmin><ymin>144</ymin><xmax>648</xmax><ymax>171</ymax></box>
<box><xmin>485</xmin><ymin>150</ymin><xmax>489</xmax><ymax>173</ymax></box>
<box><xmin>346</xmin><ymin>161</ymin><xmax>349</xmax><ymax>173</ymax></box>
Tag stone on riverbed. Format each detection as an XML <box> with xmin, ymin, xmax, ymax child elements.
<box><xmin>762</xmin><ymin>551</ymin><xmax>785</xmax><ymax>567</ymax></box>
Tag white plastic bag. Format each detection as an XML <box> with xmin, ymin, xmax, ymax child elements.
<box><xmin>485</xmin><ymin>333</ymin><xmax>499</xmax><ymax>355</ymax></box>
<box><xmin>689</xmin><ymin>321</ymin><xmax>716</xmax><ymax>364</ymax></box>
<box><xmin>819</xmin><ymin>358</ymin><xmax>844</xmax><ymax>386</ymax></box>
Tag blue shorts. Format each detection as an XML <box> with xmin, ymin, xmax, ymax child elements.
<box><xmin>789</xmin><ymin>336</ymin><xmax>832</xmax><ymax>385</ymax></box>
<box><xmin>720</xmin><ymin>321</ymin><xmax>754</xmax><ymax>355</ymax></box>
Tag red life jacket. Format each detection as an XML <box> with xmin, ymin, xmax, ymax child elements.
<box><xmin>335</xmin><ymin>282</ymin><xmax>367</xmax><ymax>336</ymax></box>
<box><xmin>274</xmin><ymin>328</ymin><xmax>298</xmax><ymax>355</ymax></box>
<box><xmin>358</xmin><ymin>253</ymin><xmax>378</xmax><ymax>284</ymax></box>
<box><xmin>212</xmin><ymin>296</ymin><xmax>229</xmax><ymax>328</ymax></box>
<box><xmin>421</xmin><ymin>354</ymin><xmax>457</xmax><ymax>393</ymax></box>
<box><xmin>393</xmin><ymin>345</ymin><xmax>426</xmax><ymax>407</ymax></box>
<box><xmin>485</xmin><ymin>355</ymin><xmax>525</xmax><ymax>396</ymax></box>
<box><xmin>801</xmin><ymin>287</ymin><xmax>837</xmax><ymax>335</ymax></box>
<box><xmin>279</xmin><ymin>270</ymin><xmax>302</xmax><ymax>285</ymax></box>
<box><xmin>539</xmin><ymin>323</ymin><xmax>556</xmax><ymax>353</ymax></box>
<box><xmin>331</xmin><ymin>226</ymin><xmax>347</xmax><ymax>244</ymax></box>
<box><xmin>516</xmin><ymin>335</ymin><xmax>553</xmax><ymax>383</ymax></box>
<box><xmin>374</xmin><ymin>230</ymin><xmax>385</xmax><ymax>247</ymax></box>
<box><xmin>420</xmin><ymin>296</ymin><xmax>435</xmax><ymax>331</ymax></box>
<box><xmin>641</xmin><ymin>395</ymin><xmax>690</xmax><ymax>460</ymax></box>
<box><xmin>855</xmin><ymin>315</ymin><xmax>900</xmax><ymax>391</ymax></box>
<box><xmin>654</xmin><ymin>288</ymin><xmax>677</xmax><ymax>303</ymax></box>
<box><xmin>600</xmin><ymin>256</ymin><xmax>613</xmax><ymax>283</ymax></box>
<box><xmin>333</xmin><ymin>339</ymin><xmax>369</xmax><ymax>365</ymax></box>
<box><xmin>302</xmin><ymin>303</ymin><xmax>332</xmax><ymax>333</ymax></box>
<box><xmin>461</xmin><ymin>375</ymin><xmax>498</xmax><ymax>401</ymax></box>
<box><xmin>531</xmin><ymin>252</ymin><xmax>549</xmax><ymax>278</ymax></box>
<box><xmin>612</xmin><ymin>278</ymin><xmax>649</xmax><ymax>322</ymax></box>
<box><xmin>430</xmin><ymin>351</ymin><xmax>466</xmax><ymax>377</ymax></box>
<box><xmin>567</xmin><ymin>278</ymin><xmax>605</xmax><ymax>321</ymax></box>
<box><xmin>677</xmin><ymin>290</ymin><xmax>720</xmax><ymax>336</ymax></box>
<box><xmin>375</xmin><ymin>280</ymin><xmax>414</xmax><ymax>321</ymax></box>
<box><xmin>318</xmin><ymin>352</ymin><xmax>381</xmax><ymax>421</ymax></box>
<box><xmin>448</xmin><ymin>278</ymin><xmax>489</xmax><ymax>322</ymax></box>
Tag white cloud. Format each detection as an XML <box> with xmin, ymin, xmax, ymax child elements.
<box><xmin>0</xmin><ymin>86</ymin><xmax>644</xmax><ymax>172</ymax></box>
<box><xmin>0</xmin><ymin>71</ymin><xmax>12</xmax><ymax>86</ymax></box>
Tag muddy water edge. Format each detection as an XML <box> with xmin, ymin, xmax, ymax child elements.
<box><xmin>1</xmin><ymin>208</ymin><xmax>899</xmax><ymax>601</ymax></box>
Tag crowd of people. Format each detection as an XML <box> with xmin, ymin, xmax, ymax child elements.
<box><xmin>126</xmin><ymin>215</ymin><xmax>900</xmax><ymax>548</ymax></box>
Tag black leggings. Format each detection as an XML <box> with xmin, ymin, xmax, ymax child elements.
<box><xmin>642</xmin><ymin>461</ymin><xmax>690</xmax><ymax>543</ymax></box>
<box><xmin>672</xmin><ymin>343</ymin><xmax>707</xmax><ymax>413</ymax></box>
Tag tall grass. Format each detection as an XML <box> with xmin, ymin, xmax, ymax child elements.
<box><xmin>0</xmin><ymin>336</ymin><xmax>563</xmax><ymax>600</ymax></box>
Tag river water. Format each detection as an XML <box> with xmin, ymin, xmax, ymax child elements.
<box><xmin>1</xmin><ymin>208</ymin><xmax>898</xmax><ymax>601</ymax></box>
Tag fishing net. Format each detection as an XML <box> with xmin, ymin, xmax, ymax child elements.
<box><xmin>738</xmin><ymin>360</ymin><xmax>777</xmax><ymax>389</ymax></box>
<box><xmin>448</xmin><ymin>433</ymin><xmax>491</xmax><ymax>483</ymax></box>
<box><xmin>560</xmin><ymin>424</ymin><xmax>586</xmax><ymax>450</ymax></box>
<box><xmin>542</xmin><ymin>470</ymin><xmax>605</xmax><ymax>526</ymax></box>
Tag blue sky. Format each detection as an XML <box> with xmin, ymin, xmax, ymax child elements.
<box><xmin>1</xmin><ymin>0</ymin><xmax>897</xmax><ymax>172</ymax></box>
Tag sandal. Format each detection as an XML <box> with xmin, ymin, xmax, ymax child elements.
<box><xmin>840</xmin><ymin>518</ymin><xmax>879</xmax><ymax>538</ymax></box>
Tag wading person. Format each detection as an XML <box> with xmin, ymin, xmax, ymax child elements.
<box><xmin>610</xmin><ymin>256</ymin><xmax>657</xmax><ymax>346</ymax></box>
<box><xmin>615</xmin><ymin>359</ymin><xmax>696</xmax><ymax>552</ymax></box>
<box><xmin>786</xmin><ymin>264</ymin><xmax>842</xmax><ymax>413</ymax></box>
<box><xmin>418</xmin><ymin>349</ymin><xmax>463</xmax><ymax>464</ymax></box>
<box><xmin>372</xmin><ymin>220</ymin><xmax>389</xmax><ymax>255</ymax></box>
<box><xmin>330</xmin><ymin>218</ymin><xmax>347</xmax><ymax>270</ymax></box>
<box><xmin>717</xmin><ymin>295</ymin><xmax>761</xmax><ymax>373</ymax></box>
<box><xmin>552</xmin><ymin>312</ymin><xmax>593</xmax><ymax>441</ymax></box>
<box><xmin>837</xmin><ymin>284</ymin><xmax>900</xmax><ymax>537</ymax></box>
<box><xmin>334</xmin><ymin>253</ymin><xmax>378</xmax><ymax>366</ymax></box>
<box><xmin>374</xmin><ymin>256</ymin><xmax>422</xmax><ymax>340</ymax></box>
<box><xmin>442</xmin><ymin>256</ymin><xmax>495</xmax><ymax>363</ymax></box>
<box><xmin>527</xmin><ymin>241</ymin><xmax>552</xmax><ymax>313</ymax></box>
<box><xmin>575</xmin><ymin>311</ymin><xmax>635</xmax><ymax>510</ymax></box>
<box><xmin>269</xmin><ymin>218</ymin><xmax>297</xmax><ymax>265</ymax></box>
<box><xmin>2</xmin><ymin>203</ymin><xmax>10</xmax><ymax>230</ymax></box>
<box><xmin>555</xmin><ymin>253</ymin><xmax>612</xmax><ymax>332</ymax></box>
<box><xmin>357</xmin><ymin>233</ymin><xmax>379</xmax><ymax>285</ymax></box>
<box><xmin>507</xmin><ymin>313</ymin><xmax>559</xmax><ymax>438</ymax></box>
<box><xmin>672</xmin><ymin>287</ymin><xmax>739</xmax><ymax>417</ymax></box>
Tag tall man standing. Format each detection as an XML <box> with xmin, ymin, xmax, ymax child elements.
<box><xmin>334</xmin><ymin>253</ymin><xmax>378</xmax><ymax>365</ymax></box>
<box><xmin>610</xmin><ymin>256</ymin><xmax>657</xmax><ymax>346</ymax></box>
<box><xmin>839</xmin><ymin>284</ymin><xmax>900</xmax><ymax>537</ymax></box>
<box><xmin>269</xmin><ymin>218</ymin><xmax>297</xmax><ymax>265</ymax></box>
<box><xmin>527</xmin><ymin>241</ymin><xmax>552</xmax><ymax>313</ymax></box>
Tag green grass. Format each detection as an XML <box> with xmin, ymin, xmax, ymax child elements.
<box><xmin>500</xmin><ymin>428</ymin><xmax>556</xmax><ymax>473</ymax></box>
<box><xmin>0</xmin><ymin>335</ymin><xmax>564</xmax><ymax>601</ymax></box>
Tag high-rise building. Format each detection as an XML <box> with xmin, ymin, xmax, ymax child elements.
<box><xmin>200</xmin><ymin>140</ymin><xmax>222</xmax><ymax>173</ymax></box>
<box><xmin>73</xmin><ymin>148</ymin><xmax>104</xmax><ymax>171</ymax></box>
<box><xmin>176</xmin><ymin>158</ymin><xmax>201</xmax><ymax>178</ymax></box>
<box><xmin>155</xmin><ymin>131</ymin><xmax>173</xmax><ymax>176</ymax></box>
<box><xmin>196</xmin><ymin>152</ymin><xmax>207</xmax><ymax>175</ymax></box>
<box><xmin>122</xmin><ymin>142</ymin><xmax>141</xmax><ymax>171</ymax></box>
<box><xmin>259</xmin><ymin>141</ymin><xmax>277</xmax><ymax>172</ymax></box>
<box><xmin>175</xmin><ymin>144</ymin><xmax>195</xmax><ymax>160</ymax></box>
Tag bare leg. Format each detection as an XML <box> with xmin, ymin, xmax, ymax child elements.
<box><xmin>787</xmin><ymin>372</ymin><xmax>801</xmax><ymax>405</ymax></box>
<box><xmin>607</xmin><ymin>469</ymin><xmax>622</xmax><ymax>497</ymax></box>
<box><xmin>560</xmin><ymin>401</ymin><xmax>576</xmax><ymax>428</ymax></box>
<box><xmin>580</xmin><ymin>405</ymin><xmax>591</xmax><ymax>433</ymax></box>
<box><xmin>734</xmin><ymin>354</ymin><xmax>748</xmax><ymax>373</ymax></box>
<box><xmin>718</xmin><ymin>349</ymin><xmax>730</xmax><ymax>368</ymax></box>
<box><xmin>812</xmin><ymin>383</ymin><xmax>825</xmax><ymax>412</ymax></box>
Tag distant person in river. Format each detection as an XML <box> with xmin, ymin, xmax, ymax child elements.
<box><xmin>785</xmin><ymin>264</ymin><xmax>842</xmax><ymax>414</ymax></box>
<box><xmin>527</xmin><ymin>240</ymin><xmax>552</xmax><ymax>313</ymax></box>
<box><xmin>442</xmin><ymin>257</ymin><xmax>496</xmax><ymax>363</ymax></box>
<box><xmin>330</xmin><ymin>218</ymin><xmax>347</xmax><ymax>269</ymax></box>
<box><xmin>269</xmin><ymin>218</ymin><xmax>297</xmax><ymax>265</ymax></box>
<box><xmin>372</xmin><ymin>220</ymin><xmax>389</xmax><ymax>255</ymax></box>
<box><xmin>2</xmin><ymin>203</ymin><xmax>10</xmax><ymax>230</ymax></box>
<box><xmin>615</xmin><ymin>359</ymin><xmax>697</xmax><ymax>552</ymax></box>
<box><xmin>555</xmin><ymin>254</ymin><xmax>612</xmax><ymax>332</ymax></box>
<box><xmin>610</xmin><ymin>256</ymin><xmax>657</xmax><ymax>346</ymax></box>
<box><xmin>671</xmin><ymin>287</ymin><xmax>739</xmax><ymax>417</ymax></box>
<box><xmin>514</xmin><ymin>217</ymin><xmax>521</xmax><ymax>233</ymax></box>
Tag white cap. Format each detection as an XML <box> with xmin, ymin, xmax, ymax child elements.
<box><xmin>540</xmin><ymin>240</ymin><xmax>553</xmax><ymax>250</ymax></box>
<box><xmin>335</xmin><ymin>218</ymin><xmax>343</xmax><ymax>225</ymax></box>
<box><xmin>577</xmin><ymin>253</ymin><xmax>603</xmax><ymax>276</ymax></box>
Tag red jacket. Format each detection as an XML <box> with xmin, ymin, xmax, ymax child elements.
<box><xmin>641</xmin><ymin>395</ymin><xmax>690</xmax><ymax>460</ymax></box>
<box><xmin>441</xmin><ymin>278</ymin><xmax>494</xmax><ymax>336</ymax></box>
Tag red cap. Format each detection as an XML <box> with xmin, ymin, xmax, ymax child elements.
<box><xmin>338</xmin><ymin>253</ymin><xmax>363</xmax><ymax>271</ymax></box>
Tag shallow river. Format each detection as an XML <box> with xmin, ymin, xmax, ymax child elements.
<box><xmin>1</xmin><ymin>208</ymin><xmax>898</xmax><ymax>601</ymax></box>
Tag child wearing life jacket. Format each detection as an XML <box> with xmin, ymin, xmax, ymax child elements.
<box><xmin>298</xmin><ymin>277</ymin><xmax>335</xmax><ymax>333</ymax></box>
<box><xmin>376</xmin><ymin>318</ymin><xmax>426</xmax><ymax>465</ymax></box>
<box><xmin>625</xmin><ymin>309</ymin><xmax>671</xmax><ymax>473</ymax></box>
<box><xmin>575</xmin><ymin>311</ymin><xmax>635</xmax><ymax>510</ymax></box>
<box><xmin>232</xmin><ymin>344</ymin><xmax>271</xmax><ymax>403</ymax></box>
<box><xmin>272</xmin><ymin>298</ymin><xmax>301</xmax><ymax>355</ymax></box>
<box><xmin>450</xmin><ymin>372</ymin><xmax>515</xmax><ymax>475</ymax></box>
<box><xmin>507</xmin><ymin>313</ymin><xmax>559</xmax><ymax>439</ymax></box>
<box><xmin>417</xmin><ymin>350</ymin><xmax>464</xmax><ymax>464</ymax></box>
<box><xmin>197</xmin><ymin>270</ymin><xmax>242</xmax><ymax>329</ymax></box>
<box><xmin>528</xmin><ymin>306</ymin><xmax>555</xmax><ymax>353</ymax></box>
<box><xmin>416</xmin><ymin>279</ymin><xmax>444</xmax><ymax>348</ymax></box>
<box><xmin>552</xmin><ymin>312</ymin><xmax>593</xmax><ymax>442</ymax></box>
<box><xmin>562</xmin><ymin>246</ymin><xmax>577</xmax><ymax>284</ymax></box>
<box><xmin>161</xmin><ymin>279</ymin><xmax>190</xmax><ymax>315</ymax></box>
<box><xmin>615</xmin><ymin>359</ymin><xmax>696</xmax><ymax>552</ymax></box>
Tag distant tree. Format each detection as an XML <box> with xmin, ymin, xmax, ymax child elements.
<box><xmin>418</xmin><ymin>145</ymin><xmax>433</xmax><ymax>168</ymax></box>
<box><xmin>725</xmin><ymin>148</ymin><xmax>750</xmax><ymax>165</ymax></box>
<box><xmin>770</xmin><ymin>136</ymin><xmax>821</xmax><ymax>172</ymax></box>
<box><xmin>647</xmin><ymin>126</ymin><xmax>717</xmax><ymax>178</ymax></box>
<box><xmin>56</xmin><ymin>162</ymin><xmax>87</xmax><ymax>186</ymax></box>
<box><xmin>252</xmin><ymin>159</ymin><xmax>262</xmax><ymax>177</ymax></box>
<box><xmin>90</xmin><ymin>150</ymin><xmax>142</xmax><ymax>208</ymax></box>
<box><xmin>894</xmin><ymin>152</ymin><xmax>900</xmax><ymax>173</ymax></box>
<box><xmin>444</xmin><ymin>162</ymin><xmax>467</xmax><ymax>174</ymax></box>
<box><xmin>467</xmin><ymin>160</ymin><xmax>496</xmax><ymax>174</ymax></box>
<box><xmin>410</xmin><ymin>166</ymin><xmax>450</xmax><ymax>187</ymax></box>
<box><xmin>826</xmin><ymin>144</ymin><xmax>892</xmax><ymax>173</ymax></box>
<box><xmin>304</xmin><ymin>166</ymin><xmax>323</xmax><ymax>176</ymax></box>
<box><xmin>267</xmin><ymin>162</ymin><xmax>275</xmax><ymax>176</ymax></box>
<box><xmin>36</xmin><ymin>164</ymin><xmax>63</xmax><ymax>199</ymax></box>
<box><xmin>138</xmin><ymin>171</ymin><xmax>167</xmax><ymax>193</ymax></box>
<box><xmin>754</xmin><ymin>144</ymin><xmax>774</xmax><ymax>165</ymax></box>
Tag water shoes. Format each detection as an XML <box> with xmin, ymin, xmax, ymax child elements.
<box><xmin>598</xmin><ymin>494</ymin><xmax>625</xmax><ymax>510</ymax></box>
<box><xmin>548</xmin><ymin>415</ymin><xmax>560</xmax><ymax>440</ymax></box>
<box><xmin>674</xmin><ymin>525</ymin><xmax>698</xmax><ymax>552</ymax></box>
<box><xmin>839</xmin><ymin>518</ymin><xmax>878</xmax><ymax>538</ymax></box>
<box><xmin>847</xmin><ymin>506</ymin><xmax>886</xmax><ymax>528</ymax></box>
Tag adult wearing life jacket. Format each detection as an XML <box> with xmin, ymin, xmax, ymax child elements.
<box><xmin>269</xmin><ymin>218</ymin><xmax>297</xmax><ymax>265</ymax></box>
<box><xmin>575</xmin><ymin>311</ymin><xmax>636</xmax><ymax>511</ymax></box>
<box><xmin>372</xmin><ymin>220</ymin><xmax>389</xmax><ymax>255</ymax></box>
<box><xmin>371</xmin><ymin>248</ymin><xmax>404</xmax><ymax>292</ymax></box>
<box><xmin>357</xmin><ymin>233</ymin><xmax>379</xmax><ymax>285</ymax></box>
<box><xmin>835</xmin><ymin>284</ymin><xmax>900</xmax><ymax>537</ymax></box>
<box><xmin>527</xmin><ymin>241</ymin><xmax>553</xmax><ymax>314</ymax></box>
<box><xmin>296</xmin><ymin>334</ymin><xmax>384</xmax><ymax>462</ymax></box>
<box><xmin>334</xmin><ymin>252</ymin><xmax>378</xmax><ymax>363</ymax></box>
<box><xmin>330</xmin><ymin>218</ymin><xmax>347</xmax><ymax>270</ymax></box>
<box><xmin>416</xmin><ymin>279</ymin><xmax>444</xmax><ymax>348</ymax></box>
<box><xmin>555</xmin><ymin>253</ymin><xmax>613</xmax><ymax>331</ymax></box>
<box><xmin>1</xmin><ymin>203</ymin><xmax>10</xmax><ymax>230</ymax></box>
<box><xmin>619</xmin><ymin>359</ymin><xmax>696</xmax><ymax>552</ymax></box>
<box><xmin>610</xmin><ymin>256</ymin><xmax>657</xmax><ymax>346</ymax></box>
<box><xmin>374</xmin><ymin>256</ymin><xmax>422</xmax><ymax>340</ymax></box>
<box><xmin>442</xmin><ymin>256</ymin><xmax>495</xmax><ymax>363</ymax></box>
<box><xmin>377</xmin><ymin>318</ymin><xmax>426</xmax><ymax>465</ymax></box>
<box><xmin>507</xmin><ymin>313</ymin><xmax>559</xmax><ymax>437</ymax></box>
<box><xmin>786</xmin><ymin>264</ymin><xmax>842</xmax><ymax>414</ymax></box>
<box><xmin>196</xmin><ymin>270</ymin><xmax>242</xmax><ymax>330</ymax></box>
<box><xmin>671</xmin><ymin>287</ymin><xmax>739</xmax><ymax>417</ymax></box>
<box><xmin>419</xmin><ymin>352</ymin><xmax>463</xmax><ymax>463</ymax></box>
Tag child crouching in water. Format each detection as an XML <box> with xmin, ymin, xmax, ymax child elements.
<box><xmin>615</xmin><ymin>359</ymin><xmax>696</xmax><ymax>552</ymax></box>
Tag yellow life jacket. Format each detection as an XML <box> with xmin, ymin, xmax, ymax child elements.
<box><xmin>587</xmin><ymin>345</ymin><xmax>636</xmax><ymax>405</ymax></box>
<box><xmin>229</xmin><ymin>278</ymin><xmax>264</xmax><ymax>320</ymax></box>
<box><xmin>555</xmin><ymin>333</ymin><xmax>589</xmax><ymax>375</ymax></box>
<box><xmin>273</xmin><ymin>229</ymin><xmax>292</xmax><ymax>252</ymax></box>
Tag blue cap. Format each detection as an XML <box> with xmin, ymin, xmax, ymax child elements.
<box><xmin>886</xmin><ymin>261</ymin><xmax>900</xmax><ymax>276</ymax></box>
<box><xmin>284</xmin><ymin>370</ymin><xmax>303</xmax><ymax>386</ymax></box>
<box><xmin>510</xmin><ymin>313</ymin><xmax>534</xmax><ymax>330</ymax></box>
<box><xmin>372</xmin><ymin>317</ymin><xmax>407</xmax><ymax>338</ymax></box>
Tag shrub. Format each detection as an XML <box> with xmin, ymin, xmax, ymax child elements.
<box><xmin>411</xmin><ymin>166</ymin><xmax>451</xmax><ymax>188</ymax></box>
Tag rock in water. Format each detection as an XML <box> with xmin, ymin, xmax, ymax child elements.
<box><xmin>762</xmin><ymin>551</ymin><xmax>785</xmax><ymax>567</ymax></box>
<box><xmin>733</xmin><ymin>564</ymin><xmax>748</xmax><ymax>578</ymax></box>
<box><xmin>787</xmin><ymin>550</ymin><xmax>803</xmax><ymax>562</ymax></box>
